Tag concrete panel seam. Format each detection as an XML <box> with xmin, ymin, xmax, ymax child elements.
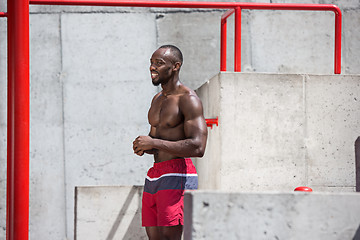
<box><xmin>302</xmin><ymin>74</ymin><xmax>309</xmax><ymax>186</ymax></box>
<box><xmin>149</xmin><ymin>9</ymin><xmax>225</xmax><ymax>14</ymax></box>
<box><xmin>155</xmin><ymin>13</ymin><xmax>159</xmax><ymax>48</ymax></box>
<box><xmin>246</xmin><ymin>10</ymin><xmax>254</xmax><ymax>72</ymax></box>
<box><xmin>30</xmin><ymin>8</ymin><xmax>225</xmax><ymax>15</ymax></box>
<box><xmin>74</xmin><ymin>187</ymin><xmax>78</xmax><ymax>240</ymax></box>
<box><xmin>59</xmin><ymin>12</ymin><xmax>69</xmax><ymax>238</ymax></box>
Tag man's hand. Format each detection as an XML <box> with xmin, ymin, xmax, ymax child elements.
<box><xmin>133</xmin><ymin>135</ymin><xmax>154</xmax><ymax>156</ymax></box>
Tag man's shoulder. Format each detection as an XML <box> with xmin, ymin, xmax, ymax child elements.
<box><xmin>152</xmin><ymin>91</ymin><xmax>162</xmax><ymax>100</ymax></box>
<box><xmin>178</xmin><ymin>86</ymin><xmax>202</xmax><ymax>112</ymax></box>
<box><xmin>179</xmin><ymin>86</ymin><xmax>199</xmax><ymax>101</ymax></box>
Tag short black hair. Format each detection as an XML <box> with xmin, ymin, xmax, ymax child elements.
<box><xmin>159</xmin><ymin>44</ymin><xmax>183</xmax><ymax>65</ymax></box>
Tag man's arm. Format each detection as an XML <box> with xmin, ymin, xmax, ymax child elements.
<box><xmin>142</xmin><ymin>127</ymin><xmax>157</xmax><ymax>155</ymax></box>
<box><xmin>133</xmin><ymin>94</ymin><xmax>208</xmax><ymax>157</ymax></box>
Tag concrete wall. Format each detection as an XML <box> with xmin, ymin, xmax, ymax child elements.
<box><xmin>0</xmin><ymin>0</ymin><xmax>359</xmax><ymax>239</ymax></box>
<box><xmin>184</xmin><ymin>191</ymin><xmax>360</xmax><ymax>240</ymax></box>
<box><xmin>75</xmin><ymin>186</ymin><xmax>146</xmax><ymax>240</ymax></box>
<box><xmin>195</xmin><ymin>72</ymin><xmax>360</xmax><ymax>192</ymax></box>
<box><xmin>75</xmin><ymin>187</ymin><xmax>360</xmax><ymax>240</ymax></box>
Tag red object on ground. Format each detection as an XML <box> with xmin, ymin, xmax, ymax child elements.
<box><xmin>294</xmin><ymin>186</ymin><xmax>313</xmax><ymax>192</ymax></box>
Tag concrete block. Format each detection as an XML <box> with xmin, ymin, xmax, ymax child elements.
<box><xmin>196</xmin><ymin>73</ymin><xmax>306</xmax><ymax>191</ymax></box>
<box><xmin>305</xmin><ymin>75</ymin><xmax>360</xmax><ymax>187</ymax></box>
<box><xmin>195</xmin><ymin>73</ymin><xmax>359</xmax><ymax>192</ymax></box>
<box><xmin>75</xmin><ymin>186</ymin><xmax>147</xmax><ymax>240</ymax></box>
<box><xmin>184</xmin><ymin>191</ymin><xmax>360</xmax><ymax>240</ymax></box>
<box><xmin>194</xmin><ymin>76</ymin><xmax>222</xmax><ymax>190</ymax></box>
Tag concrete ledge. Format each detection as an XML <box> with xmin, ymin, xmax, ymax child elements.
<box><xmin>74</xmin><ymin>186</ymin><xmax>146</xmax><ymax>240</ymax></box>
<box><xmin>184</xmin><ymin>191</ymin><xmax>360</xmax><ymax>240</ymax></box>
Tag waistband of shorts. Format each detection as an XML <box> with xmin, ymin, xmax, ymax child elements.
<box><xmin>153</xmin><ymin>158</ymin><xmax>191</xmax><ymax>168</ymax></box>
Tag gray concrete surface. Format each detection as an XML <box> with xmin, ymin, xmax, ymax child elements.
<box><xmin>195</xmin><ymin>72</ymin><xmax>360</xmax><ymax>192</ymax></box>
<box><xmin>0</xmin><ymin>0</ymin><xmax>359</xmax><ymax>239</ymax></box>
<box><xmin>75</xmin><ymin>187</ymin><xmax>360</xmax><ymax>240</ymax></box>
<box><xmin>75</xmin><ymin>186</ymin><xmax>146</xmax><ymax>240</ymax></box>
<box><xmin>184</xmin><ymin>191</ymin><xmax>360</xmax><ymax>240</ymax></box>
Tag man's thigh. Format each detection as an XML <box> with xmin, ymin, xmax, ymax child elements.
<box><xmin>159</xmin><ymin>225</ymin><xmax>183</xmax><ymax>240</ymax></box>
<box><xmin>146</xmin><ymin>226</ymin><xmax>161</xmax><ymax>240</ymax></box>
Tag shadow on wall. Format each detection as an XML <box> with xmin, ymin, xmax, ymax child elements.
<box><xmin>75</xmin><ymin>185</ymin><xmax>147</xmax><ymax>240</ymax></box>
<box><xmin>353</xmin><ymin>225</ymin><xmax>360</xmax><ymax>240</ymax></box>
<box><xmin>106</xmin><ymin>186</ymin><xmax>145</xmax><ymax>240</ymax></box>
<box><xmin>356</xmin><ymin>137</ymin><xmax>360</xmax><ymax>192</ymax></box>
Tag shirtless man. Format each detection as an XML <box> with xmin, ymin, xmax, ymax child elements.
<box><xmin>133</xmin><ymin>45</ymin><xmax>208</xmax><ymax>240</ymax></box>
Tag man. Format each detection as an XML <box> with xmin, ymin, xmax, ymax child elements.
<box><xmin>133</xmin><ymin>45</ymin><xmax>208</xmax><ymax>240</ymax></box>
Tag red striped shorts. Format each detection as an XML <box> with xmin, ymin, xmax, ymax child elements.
<box><xmin>142</xmin><ymin>158</ymin><xmax>198</xmax><ymax>227</ymax></box>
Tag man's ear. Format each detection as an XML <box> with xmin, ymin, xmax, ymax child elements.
<box><xmin>173</xmin><ymin>62</ymin><xmax>181</xmax><ymax>71</ymax></box>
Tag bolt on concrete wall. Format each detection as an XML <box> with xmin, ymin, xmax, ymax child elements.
<box><xmin>0</xmin><ymin>0</ymin><xmax>359</xmax><ymax>239</ymax></box>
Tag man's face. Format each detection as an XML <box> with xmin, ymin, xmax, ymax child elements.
<box><xmin>149</xmin><ymin>48</ymin><xmax>175</xmax><ymax>86</ymax></box>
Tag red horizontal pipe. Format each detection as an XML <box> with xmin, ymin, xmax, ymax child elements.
<box><xmin>29</xmin><ymin>0</ymin><xmax>342</xmax><ymax>74</ymax></box>
<box><xmin>30</xmin><ymin>0</ymin><xmax>239</xmax><ymax>8</ymax></box>
<box><xmin>29</xmin><ymin>0</ymin><xmax>341</xmax><ymax>13</ymax></box>
<box><xmin>0</xmin><ymin>12</ymin><xmax>8</xmax><ymax>17</ymax></box>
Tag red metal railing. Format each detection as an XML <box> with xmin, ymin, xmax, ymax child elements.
<box><xmin>6</xmin><ymin>1</ymin><xmax>30</xmax><ymax>240</ymax></box>
<box><xmin>4</xmin><ymin>1</ymin><xmax>342</xmax><ymax>240</ymax></box>
<box><xmin>29</xmin><ymin>0</ymin><xmax>342</xmax><ymax>74</ymax></box>
<box><xmin>220</xmin><ymin>4</ymin><xmax>342</xmax><ymax>73</ymax></box>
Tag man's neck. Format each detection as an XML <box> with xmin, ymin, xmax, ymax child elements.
<box><xmin>161</xmin><ymin>76</ymin><xmax>181</xmax><ymax>96</ymax></box>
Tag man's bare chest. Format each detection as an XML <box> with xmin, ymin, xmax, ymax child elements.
<box><xmin>148</xmin><ymin>95</ymin><xmax>183</xmax><ymax>128</ymax></box>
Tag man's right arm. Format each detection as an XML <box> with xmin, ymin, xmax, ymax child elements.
<box><xmin>143</xmin><ymin>126</ymin><xmax>157</xmax><ymax>155</ymax></box>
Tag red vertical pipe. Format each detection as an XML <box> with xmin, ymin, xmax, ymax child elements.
<box><xmin>334</xmin><ymin>7</ymin><xmax>342</xmax><ymax>74</ymax></box>
<box><xmin>220</xmin><ymin>9</ymin><xmax>235</xmax><ymax>72</ymax></box>
<box><xmin>220</xmin><ymin>18</ymin><xmax>227</xmax><ymax>71</ymax></box>
<box><xmin>234</xmin><ymin>7</ymin><xmax>241</xmax><ymax>72</ymax></box>
<box><xmin>6</xmin><ymin>0</ymin><xmax>30</xmax><ymax>239</ymax></box>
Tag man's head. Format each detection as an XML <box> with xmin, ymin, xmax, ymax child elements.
<box><xmin>158</xmin><ymin>45</ymin><xmax>183</xmax><ymax>67</ymax></box>
<box><xmin>150</xmin><ymin>45</ymin><xmax>183</xmax><ymax>86</ymax></box>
